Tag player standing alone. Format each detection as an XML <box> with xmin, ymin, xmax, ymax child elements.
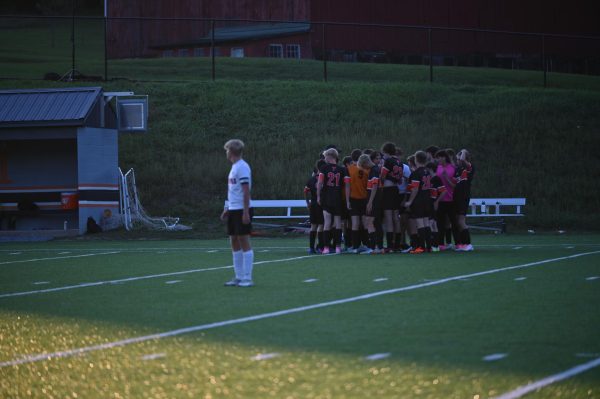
<box><xmin>221</xmin><ymin>139</ymin><xmax>254</xmax><ymax>287</ymax></box>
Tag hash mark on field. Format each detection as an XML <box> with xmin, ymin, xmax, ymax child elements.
<box><xmin>365</xmin><ymin>353</ymin><xmax>391</xmax><ymax>361</ymax></box>
<box><xmin>373</xmin><ymin>278</ymin><xmax>388</xmax><ymax>282</ymax></box>
<box><xmin>141</xmin><ymin>353</ymin><xmax>166</xmax><ymax>361</ymax></box>
<box><xmin>32</xmin><ymin>281</ymin><xmax>50</xmax><ymax>285</ymax></box>
<box><xmin>514</xmin><ymin>277</ymin><xmax>527</xmax><ymax>281</ymax></box>
<box><xmin>251</xmin><ymin>353</ymin><xmax>280</xmax><ymax>361</ymax></box>
<box><xmin>9</xmin><ymin>252</ymin><xmax>21</xmax><ymax>255</ymax></box>
<box><xmin>207</xmin><ymin>250</ymin><xmax>218</xmax><ymax>253</ymax></box>
<box><xmin>259</xmin><ymin>250</ymin><xmax>270</xmax><ymax>253</ymax></box>
<box><xmin>586</xmin><ymin>276</ymin><xmax>599</xmax><ymax>281</ymax></box>
<box><xmin>58</xmin><ymin>252</ymin><xmax>71</xmax><ymax>255</ymax></box>
<box><xmin>483</xmin><ymin>353</ymin><xmax>508</xmax><ymax>362</ymax></box>
<box><xmin>165</xmin><ymin>280</ymin><xmax>182</xmax><ymax>285</ymax></box>
<box><xmin>303</xmin><ymin>278</ymin><xmax>318</xmax><ymax>283</ymax></box>
<box><xmin>156</xmin><ymin>251</ymin><xmax>167</xmax><ymax>254</ymax></box>
<box><xmin>513</xmin><ymin>247</ymin><xmax>522</xmax><ymax>250</ymax></box>
<box><xmin>566</xmin><ymin>246</ymin><xmax>575</xmax><ymax>249</ymax></box>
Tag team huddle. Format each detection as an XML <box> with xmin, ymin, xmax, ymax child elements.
<box><xmin>304</xmin><ymin>143</ymin><xmax>475</xmax><ymax>255</ymax></box>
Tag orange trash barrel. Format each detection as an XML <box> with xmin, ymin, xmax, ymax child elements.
<box><xmin>61</xmin><ymin>192</ymin><xmax>78</xmax><ymax>210</ymax></box>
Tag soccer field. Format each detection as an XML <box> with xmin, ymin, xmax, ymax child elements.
<box><xmin>1</xmin><ymin>234</ymin><xmax>599</xmax><ymax>398</ymax></box>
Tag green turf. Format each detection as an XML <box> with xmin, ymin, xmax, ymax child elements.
<box><xmin>1</xmin><ymin>234</ymin><xmax>599</xmax><ymax>398</ymax></box>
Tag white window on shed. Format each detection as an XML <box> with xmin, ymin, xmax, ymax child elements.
<box><xmin>286</xmin><ymin>44</ymin><xmax>301</xmax><ymax>59</ymax></box>
<box><xmin>231</xmin><ymin>48</ymin><xmax>245</xmax><ymax>58</ymax></box>
<box><xmin>268</xmin><ymin>44</ymin><xmax>283</xmax><ymax>58</ymax></box>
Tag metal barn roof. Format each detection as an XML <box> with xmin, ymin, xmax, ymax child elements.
<box><xmin>153</xmin><ymin>23</ymin><xmax>311</xmax><ymax>48</ymax></box>
<box><xmin>0</xmin><ymin>87</ymin><xmax>102</xmax><ymax>128</ymax></box>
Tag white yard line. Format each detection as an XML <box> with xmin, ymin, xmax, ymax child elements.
<box><xmin>0</xmin><ymin>252</ymin><xmax>121</xmax><ymax>266</ymax></box>
<box><xmin>2</xmin><ymin>250</ymin><xmax>598</xmax><ymax>369</ymax></box>
<box><xmin>0</xmin><ymin>254</ymin><xmax>320</xmax><ymax>299</ymax></box>
<box><xmin>493</xmin><ymin>357</ymin><xmax>600</xmax><ymax>399</ymax></box>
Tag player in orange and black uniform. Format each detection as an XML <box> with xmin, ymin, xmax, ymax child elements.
<box><xmin>454</xmin><ymin>149</ymin><xmax>475</xmax><ymax>251</ymax></box>
<box><xmin>317</xmin><ymin>148</ymin><xmax>350</xmax><ymax>254</ymax></box>
<box><xmin>304</xmin><ymin>159</ymin><xmax>326</xmax><ymax>254</ymax></box>
<box><xmin>379</xmin><ymin>142</ymin><xmax>403</xmax><ymax>252</ymax></box>
<box><xmin>347</xmin><ymin>150</ymin><xmax>370</xmax><ymax>253</ymax></box>
<box><xmin>362</xmin><ymin>153</ymin><xmax>382</xmax><ymax>254</ymax></box>
<box><xmin>404</xmin><ymin>151</ymin><xmax>434</xmax><ymax>253</ymax></box>
<box><xmin>427</xmin><ymin>162</ymin><xmax>447</xmax><ymax>252</ymax></box>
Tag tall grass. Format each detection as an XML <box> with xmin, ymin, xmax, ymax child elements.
<box><xmin>1</xmin><ymin>60</ymin><xmax>599</xmax><ymax>230</ymax></box>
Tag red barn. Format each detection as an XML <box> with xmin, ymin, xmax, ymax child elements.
<box><xmin>106</xmin><ymin>0</ymin><xmax>600</xmax><ymax>73</ymax></box>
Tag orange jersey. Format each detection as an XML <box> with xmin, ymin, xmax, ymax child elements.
<box><xmin>347</xmin><ymin>164</ymin><xmax>369</xmax><ymax>199</ymax></box>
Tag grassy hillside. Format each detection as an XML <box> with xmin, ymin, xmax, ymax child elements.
<box><xmin>2</xmin><ymin>59</ymin><xmax>600</xmax><ymax>230</ymax></box>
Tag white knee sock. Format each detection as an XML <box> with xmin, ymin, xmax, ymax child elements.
<box><xmin>233</xmin><ymin>250</ymin><xmax>243</xmax><ymax>280</ymax></box>
<box><xmin>243</xmin><ymin>250</ymin><xmax>254</xmax><ymax>281</ymax></box>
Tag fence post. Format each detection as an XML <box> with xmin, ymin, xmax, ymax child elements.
<box><xmin>211</xmin><ymin>19</ymin><xmax>215</xmax><ymax>81</ymax></box>
<box><xmin>322</xmin><ymin>23</ymin><xmax>327</xmax><ymax>82</ymax></box>
<box><xmin>542</xmin><ymin>34</ymin><xmax>547</xmax><ymax>88</ymax></box>
<box><xmin>428</xmin><ymin>28</ymin><xmax>433</xmax><ymax>82</ymax></box>
<box><xmin>104</xmin><ymin>15</ymin><xmax>108</xmax><ymax>81</ymax></box>
<box><xmin>71</xmin><ymin>0</ymin><xmax>76</xmax><ymax>80</ymax></box>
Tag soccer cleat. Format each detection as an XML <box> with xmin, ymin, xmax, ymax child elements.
<box><xmin>373</xmin><ymin>248</ymin><xmax>382</xmax><ymax>254</ymax></box>
<box><xmin>359</xmin><ymin>248</ymin><xmax>374</xmax><ymax>255</ymax></box>
<box><xmin>400</xmin><ymin>246</ymin><xmax>413</xmax><ymax>254</ymax></box>
<box><xmin>348</xmin><ymin>248</ymin><xmax>360</xmax><ymax>254</ymax></box>
<box><xmin>335</xmin><ymin>246</ymin><xmax>342</xmax><ymax>254</ymax></box>
<box><xmin>308</xmin><ymin>248</ymin><xmax>318</xmax><ymax>254</ymax></box>
<box><xmin>462</xmin><ymin>244</ymin><xmax>474</xmax><ymax>251</ymax></box>
<box><xmin>431</xmin><ymin>246</ymin><xmax>440</xmax><ymax>252</ymax></box>
<box><xmin>321</xmin><ymin>247</ymin><xmax>330</xmax><ymax>255</ymax></box>
<box><xmin>454</xmin><ymin>244</ymin><xmax>466</xmax><ymax>251</ymax></box>
<box><xmin>409</xmin><ymin>247</ymin><xmax>425</xmax><ymax>254</ymax></box>
<box><xmin>382</xmin><ymin>247</ymin><xmax>393</xmax><ymax>254</ymax></box>
<box><xmin>224</xmin><ymin>278</ymin><xmax>241</xmax><ymax>287</ymax></box>
<box><xmin>237</xmin><ymin>279</ymin><xmax>254</xmax><ymax>287</ymax></box>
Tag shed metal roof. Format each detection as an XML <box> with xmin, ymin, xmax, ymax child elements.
<box><xmin>152</xmin><ymin>23</ymin><xmax>311</xmax><ymax>48</ymax></box>
<box><xmin>0</xmin><ymin>87</ymin><xmax>102</xmax><ymax>128</ymax></box>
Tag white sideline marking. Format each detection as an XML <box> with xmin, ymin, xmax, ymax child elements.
<box><xmin>373</xmin><ymin>278</ymin><xmax>388</xmax><ymax>282</ymax></box>
<box><xmin>483</xmin><ymin>353</ymin><xmax>508</xmax><ymax>361</ymax></box>
<box><xmin>365</xmin><ymin>353</ymin><xmax>391</xmax><ymax>361</ymax></box>
<box><xmin>9</xmin><ymin>252</ymin><xmax>22</xmax><ymax>255</ymax></box>
<box><xmin>32</xmin><ymin>281</ymin><xmax>50</xmax><ymax>285</ymax></box>
<box><xmin>514</xmin><ymin>277</ymin><xmax>527</xmax><ymax>281</ymax></box>
<box><xmin>0</xmin><ymin>254</ymin><xmax>320</xmax><ymax>299</ymax></box>
<box><xmin>492</xmin><ymin>357</ymin><xmax>600</xmax><ymax>399</ymax></box>
<box><xmin>251</xmin><ymin>353</ymin><xmax>280</xmax><ymax>361</ymax></box>
<box><xmin>141</xmin><ymin>353</ymin><xmax>166</xmax><ymax>361</ymax></box>
<box><xmin>303</xmin><ymin>278</ymin><xmax>318</xmax><ymax>283</ymax></box>
<box><xmin>2</xmin><ymin>250</ymin><xmax>599</xmax><ymax>369</ymax></box>
<box><xmin>0</xmin><ymin>252</ymin><xmax>121</xmax><ymax>266</ymax></box>
<box><xmin>1</xmin><ymin>243</ymin><xmax>599</xmax><ymax>253</ymax></box>
<box><xmin>165</xmin><ymin>280</ymin><xmax>182</xmax><ymax>285</ymax></box>
<box><xmin>513</xmin><ymin>247</ymin><xmax>522</xmax><ymax>250</ymax></box>
<box><xmin>586</xmin><ymin>276</ymin><xmax>599</xmax><ymax>281</ymax></box>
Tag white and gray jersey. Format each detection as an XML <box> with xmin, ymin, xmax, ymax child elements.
<box><xmin>397</xmin><ymin>163</ymin><xmax>412</xmax><ymax>194</ymax></box>
<box><xmin>227</xmin><ymin>159</ymin><xmax>252</xmax><ymax>210</ymax></box>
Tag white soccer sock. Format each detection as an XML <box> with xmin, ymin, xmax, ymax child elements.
<box><xmin>233</xmin><ymin>250</ymin><xmax>243</xmax><ymax>280</ymax></box>
<box><xmin>243</xmin><ymin>250</ymin><xmax>254</xmax><ymax>281</ymax></box>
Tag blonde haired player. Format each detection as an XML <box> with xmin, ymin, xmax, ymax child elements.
<box><xmin>221</xmin><ymin>139</ymin><xmax>254</xmax><ymax>287</ymax></box>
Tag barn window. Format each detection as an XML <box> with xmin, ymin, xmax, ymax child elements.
<box><xmin>162</xmin><ymin>50</ymin><xmax>174</xmax><ymax>58</ymax></box>
<box><xmin>193</xmin><ymin>48</ymin><xmax>204</xmax><ymax>57</ymax></box>
<box><xmin>268</xmin><ymin>44</ymin><xmax>283</xmax><ymax>58</ymax></box>
<box><xmin>178</xmin><ymin>49</ymin><xmax>189</xmax><ymax>57</ymax></box>
<box><xmin>231</xmin><ymin>48</ymin><xmax>245</xmax><ymax>58</ymax></box>
<box><xmin>286</xmin><ymin>44</ymin><xmax>301</xmax><ymax>59</ymax></box>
